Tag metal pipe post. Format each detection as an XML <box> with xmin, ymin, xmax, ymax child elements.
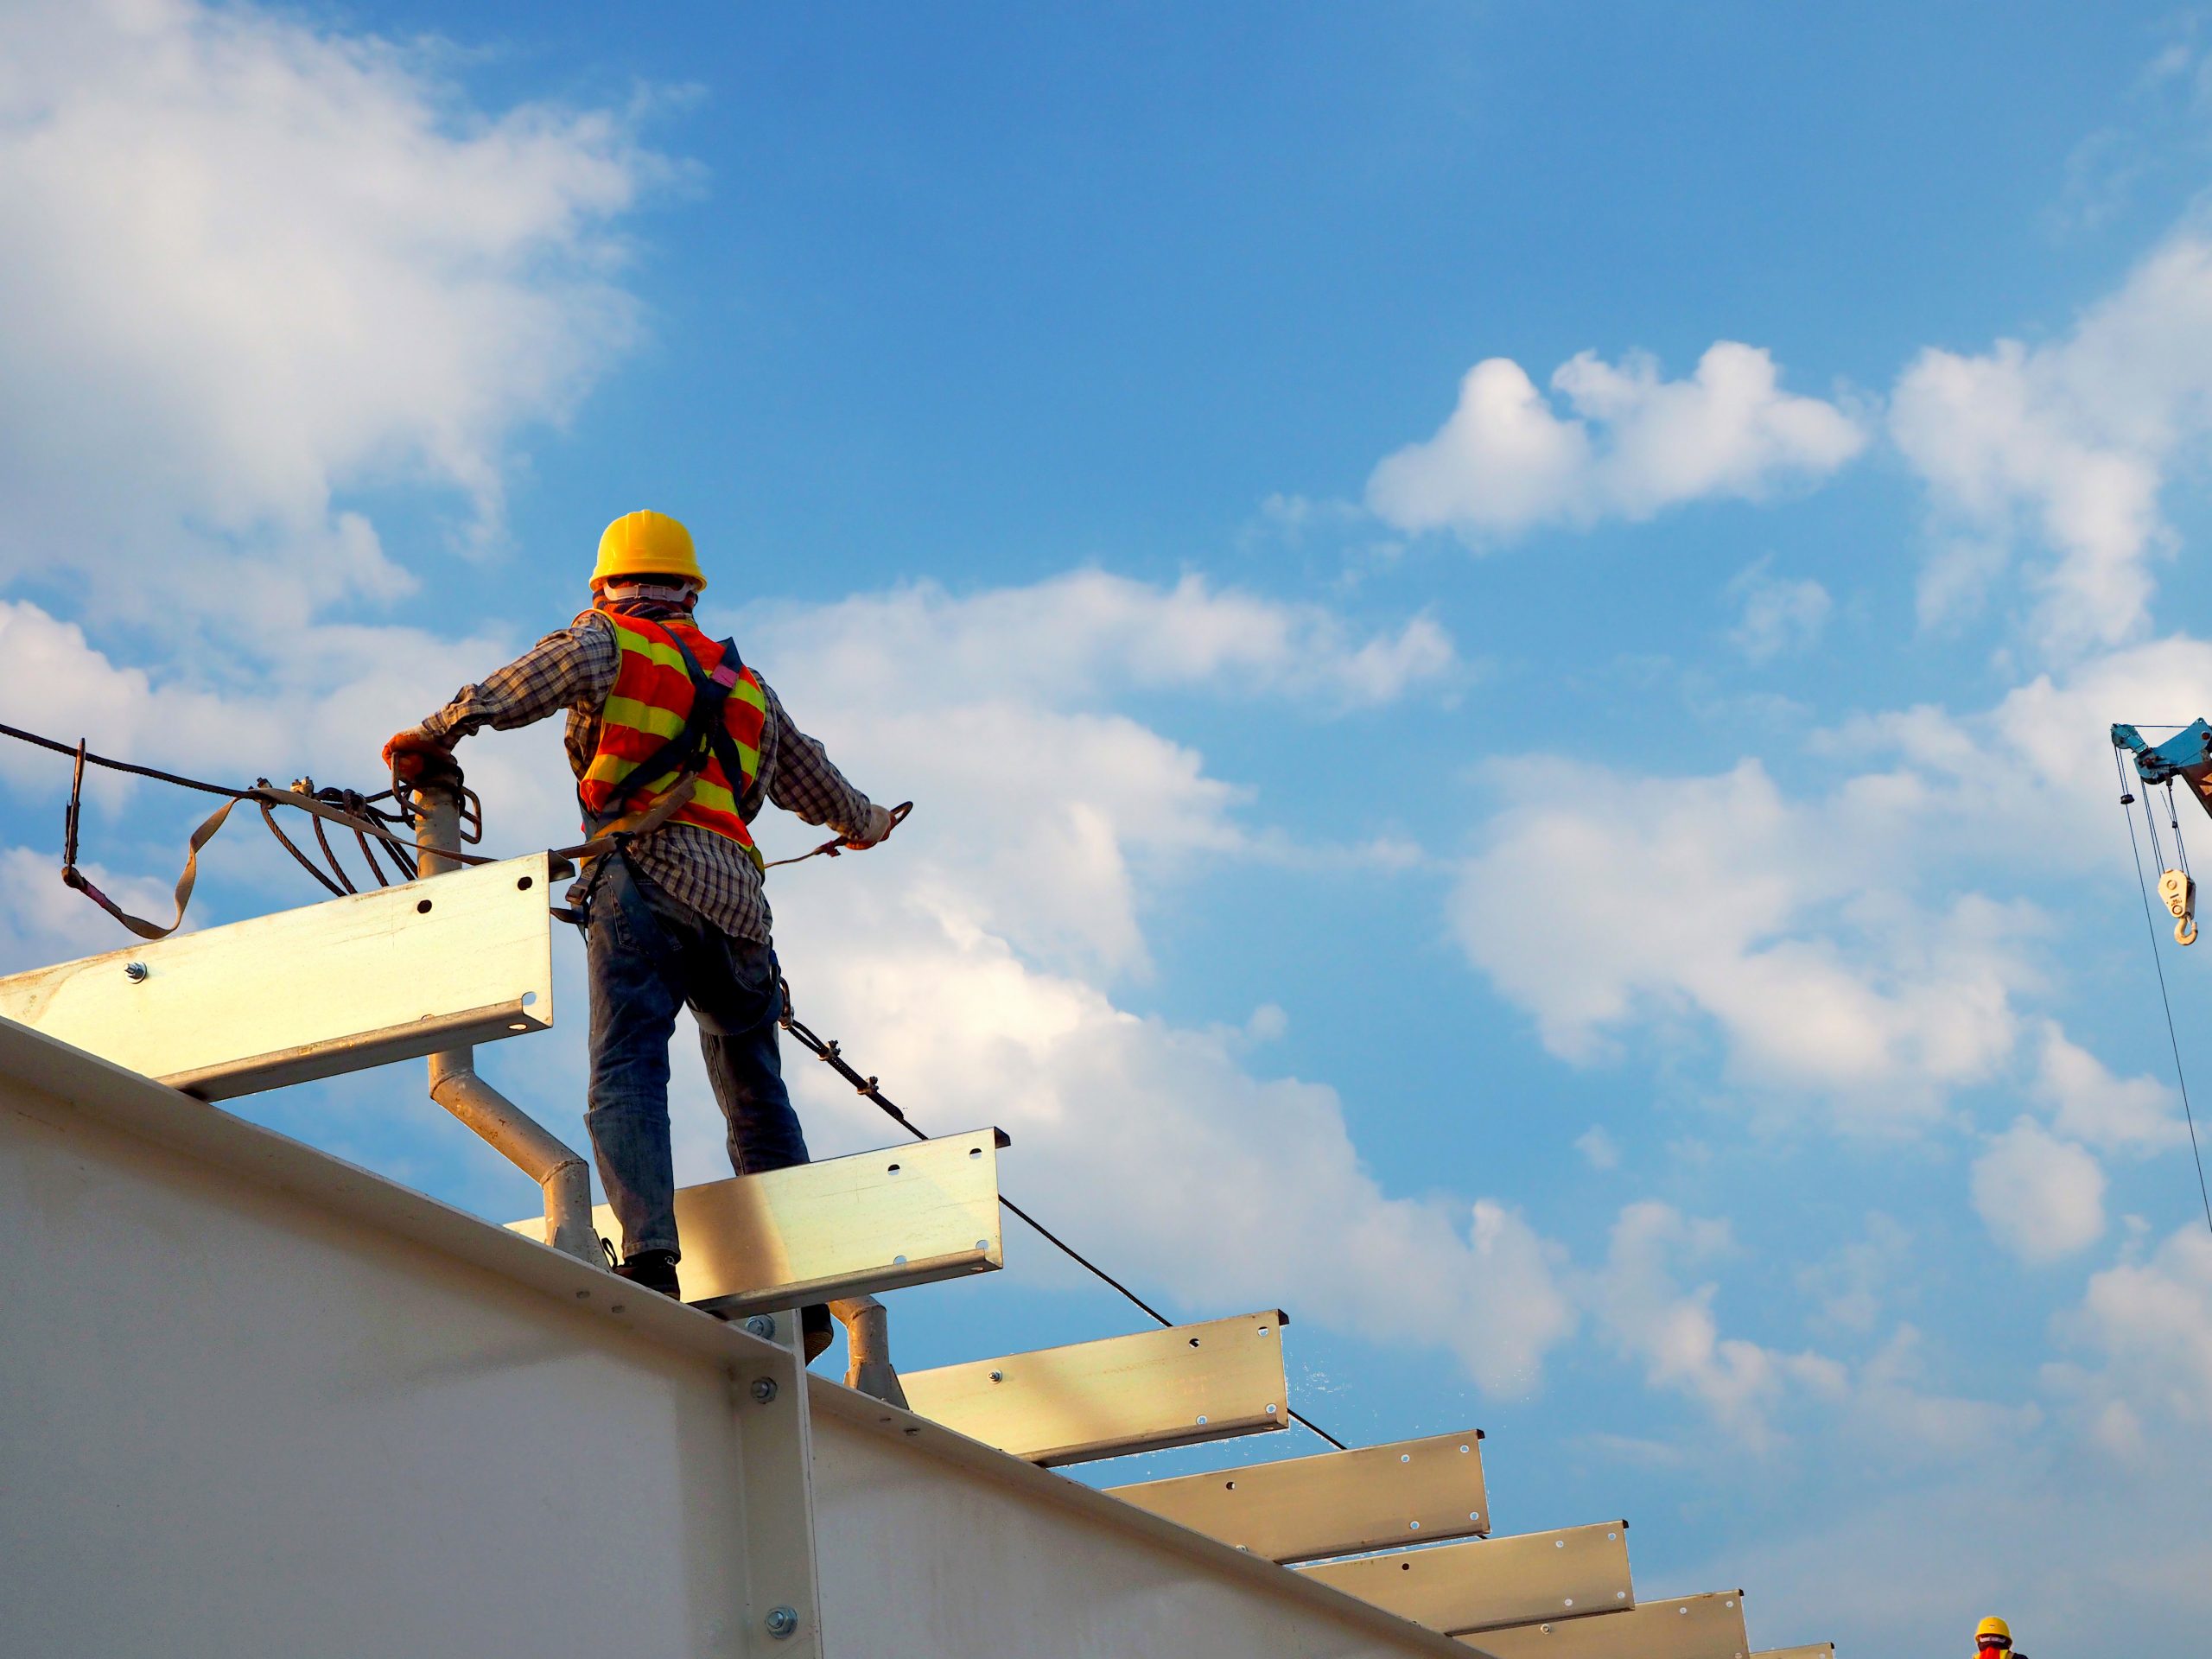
<box><xmin>416</xmin><ymin>779</ymin><xmax>599</xmax><ymax>1263</ymax></box>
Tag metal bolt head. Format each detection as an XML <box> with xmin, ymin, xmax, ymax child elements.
<box><xmin>749</xmin><ymin>1376</ymin><xmax>778</xmax><ymax>1405</ymax></box>
<box><xmin>124</xmin><ymin>962</ymin><xmax>148</xmax><ymax>983</ymax></box>
<box><xmin>743</xmin><ymin>1314</ymin><xmax>776</xmax><ymax>1339</ymax></box>
<box><xmin>764</xmin><ymin>1605</ymin><xmax>799</xmax><ymax>1639</ymax></box>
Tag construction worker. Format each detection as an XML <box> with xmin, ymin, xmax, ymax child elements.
<box><xmin>383</xmin><ymin>510</ymin><xmax>895</xmax><ymax>1354</ymax></box>
<box><xmin>1975</xmin><ymin>1616</ymin><xmax>2024</xmax><ymax>1658</ymax></box>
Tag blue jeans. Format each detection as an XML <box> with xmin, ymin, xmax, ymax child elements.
<box><xmin>582</xmin><ymin>852</ymin><xmax>810</xmax><ymax>1260</ymax></box>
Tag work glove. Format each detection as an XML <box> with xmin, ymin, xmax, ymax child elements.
<box><xmin>842</xmin><ymin>802</ymin><xmax>898</xmax><ymax>849</ymax></box>
<box><xmin>382</xmin><ymin>727</ymin><xmax>461</xmax><ymax>785</ymax></box>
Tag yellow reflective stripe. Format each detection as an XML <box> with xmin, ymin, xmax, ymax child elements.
<box><xmin>600</xmin><ymin>696</ymin><xmax>688</xmax><ymax>741</ymax></box>
<box><xmin>731</xmin><ymin>676</ymin><xmax>766</xmax><ymax>715</ymax></box>
<box><xmin>584</xmin><ymin>750</ymin><xmax>754</xmax><ymax>796</ymax></box>
<box><xmin>610</xmin><ymin>627</ymin><xmax>690</xmax><ymax>676</ymax></box>
<box><xmin>690</xmin><ymin>779</ymin><xmax>738</xmax><ymax>815</ymax></box>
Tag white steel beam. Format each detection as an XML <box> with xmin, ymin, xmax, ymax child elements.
<box><xmin>1467</xmin><ymin>1592</ymin><xmax>1750</xmax><ymax>1659</ymax></box>
<box><xmin>1751</xmin><ymin>1647</ymin><xmax>1833</xmax><ymax>1659</ymax></box>
<box><xmin>0</xmin><ymin>854</ymin><xmax>554</xmax><ymax>1099</ymax></box>
<box><xmin>506</xmin><ymin>1128</ymin><xmax>1009</xmax><ymax>1314</ymax></box>
<box><xmin>899</xmin><ymin>1310</ymin><xmax>1292</xmax><ymax>1465</ymax></box>
<box><xmin>1107</xmin><ymin>1429</ymin><xmax>1490</xmax><ymax>1562</ymax></box>
<box><xmin>1299</xmin><ymin>1522</ymin><xmax>1631</xmax><ymax>1636</ymax></box>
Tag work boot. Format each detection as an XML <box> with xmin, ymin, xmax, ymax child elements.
<box><xmin>802</xmin><ymin>1302</ymin><xmax>833</xmax><ymax>1362</ymax></box>
<box><xmin>615</xmin><ymin>1249</ymin><xmax>682</xmax><ymax>1300</ymax></box>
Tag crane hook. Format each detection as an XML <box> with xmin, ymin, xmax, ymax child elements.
<box><xmin>2159</xmin><ymin>868</ymin><xmax>2197</xmax><ymax>946</ymax></box>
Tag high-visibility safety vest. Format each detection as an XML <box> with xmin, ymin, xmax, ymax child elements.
<box><xmin>575</xmin><ymin>608</ymin><xmax>768</xmax><ymax>865</ymax></box>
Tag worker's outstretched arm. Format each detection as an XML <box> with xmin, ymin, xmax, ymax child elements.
<box><xmin>756</xmin><ymin>680</ymin><xmax>893</xmax><ymax>847</ymax></box>
<box><xmin>385</xmin><ymin>617</ymin><xmax>618</xmax><ymax>778</ymax></box>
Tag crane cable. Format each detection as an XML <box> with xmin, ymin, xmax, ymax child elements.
<box><xmin>2113</xmin><ymin>747</ymin><xmax>2212</xmax><ymax>1243</ymax></box>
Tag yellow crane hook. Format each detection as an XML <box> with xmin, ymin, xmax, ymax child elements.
<box><xmin>2159</xmin><ymin>868</ymin><xmax>2197</xmax><ymax>945</ymax></box>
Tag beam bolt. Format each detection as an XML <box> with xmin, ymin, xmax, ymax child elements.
<box><xmin>749</xmin><ymin>1376</ymin><xmax>778</xmax><ymax>1405</ymax></box>
<box><xmin>744</xmin><ymin>1314</ymin><xmax>776</xmax><ymax>1339</ymax></box>
<box><xmin>764</xmin><ymin>1605</ymin><xmax>798</xmax><ymax>1639</ymax></box>
<box><xmin>124</xmin><ymin>962</ymin><xmax>148</xmax><ymax>983</ymax></box>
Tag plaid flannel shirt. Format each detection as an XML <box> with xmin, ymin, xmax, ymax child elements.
<box><xmin>418</xmin><ymin>607</ymin><xmax>875</xmax><ymax>944</ymax></box>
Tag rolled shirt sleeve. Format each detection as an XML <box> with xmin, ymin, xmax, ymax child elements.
<box><xmin>416</xmin><ymin>618</ymin><xmax>619</xmax><ymax>742</ymax></box>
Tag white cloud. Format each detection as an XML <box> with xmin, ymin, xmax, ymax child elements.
<box><xmin>1973</xmin><ymin>1118</ymin><xmax>2107</xmax><ymax>1263</ymax></box>
<box><xmin>2056</xmin><ymin>1224</ymin><xmax>2212</xmax><ymax>1445</ymax></box>
<box><xmin>733</xmin><ymin>573</ymin><xmax>1452</xmax><ymax>976</ymax></box>
<box><xmin>1726</xmin><ymin>557</ymin><xmax>1832</xmax><ymax>662</ymax></box>
<box><xmin>0</xmin><ymin>844</ymin><xmax>181</xmax><ymax>972</ymax></box>
<box><xmin>0</xmin><ymin>595</ymin><xmax>536</xmax><ymax>804</ymax></box>
<box><xmin>770</xmin><ymin>931</ymin><xmax>1580</xmax><ymax>1394</ymax></box>
<box><xmin>0</xmin><ymin>0</ymin><xmax>665</xmax><ymax>624</ymax></box>
<box><xmin>1367</xmin><ymin>342</ymin><xmax>1865</xmax><ymax>540</ymax></box>
<box><xmin>1575</xmin><ymin>1125</ymin><xmax>1622</xmax><ymax>1170</ymax></box>
<box><xmin>1891</xmin><ymin>231</ymin><xmax>2212</xmax><ymax>652</ymax></box>
<box><xmin>1449</xmin><ymin>757</ymin><xmax>2033</xmax><ymax>1123</ymax></box>
<box><xmin>1588</xmin><ymin>1202</ymin><xmax>1844</xmax><ymax>1444</ymax></box>
<box><xmin>2031</xmin><ymin>1024</ymin><xmax>2188</xmax><ymax>1155</ymax></box>
<box><xmin>739</xmin><ymin>570</ymin><xmax>1455</xmax><ymax>712</ymax></box>
<box><xmin>1795</xmin><ymin>1213</ymin><xmax>1912</xmax><ymax>1337</ymax></box>
<box><xmin>1847</xmin><ymin>1323</ymin><xmax>2043</xmax><ymax>1459</ymax></box>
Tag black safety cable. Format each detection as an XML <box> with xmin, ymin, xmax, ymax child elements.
<box><xmin>777</xmin><ymin>981</ymin><xmax>1351</xmax><ymax>1452</ymax></box>
<box><xmin>1</xmin><ymin>719</ymin><xmax>253</xmax><ymax>798</ymax></box>
<box><xmin>2113</xmin><ymin>749</ymin><xmax>2212</xmax><ymax>1242</ymax></box>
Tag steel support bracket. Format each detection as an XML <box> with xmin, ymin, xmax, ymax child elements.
<box><xmin>1108</xmin><ymin>1428</ymin><xmax>1489</xmax><ymax>1562</ymax></box>
<box><xmin>899</xmin><ymin>1309</ymin><xmax>1292</xmax><ymax>1465</ymax></box>
<box><xmin>1466</xmin><ymin>1592</ymin><xmax>1749</xmax><ymax>1659</ymax></box>
<box><xmin>1300</xmin><ymin>1521</ymin><xmax>1632</xmax><ymax>1636</ymax></box>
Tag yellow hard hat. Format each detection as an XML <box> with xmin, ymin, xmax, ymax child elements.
<box><xmin>1975</xmin><ymin>1617</ymin><xmax>2011</xmax><ymax>1643</ymax></box>
<box><xmin>592</xmin><ymin>510</ymin><xmax>705</xmax><ymax>591</ymax></box>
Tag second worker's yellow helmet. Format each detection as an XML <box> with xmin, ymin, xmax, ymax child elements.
<box><xmin>1975</xmin><ymin>1618</ymin><xmax>2011</xmax><ymax>1644</ymax></box>
<box><xmin>593</xmin><ymin>510</ymin><xmax>705</xmax><ymax>591</ymax></box>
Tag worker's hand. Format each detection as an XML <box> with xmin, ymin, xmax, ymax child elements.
<box><xmin>842</xmin><ymin>802</ymin><xmax>899</xmax><ymax>849</ymax></box>
<box><xmin>382</xmin><ymin>727</ymin><xmax>461</xmax><ymax>785</ymax></box>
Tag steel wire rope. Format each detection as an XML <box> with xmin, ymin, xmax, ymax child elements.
<box><xmin>776</xmin><ymin>985</ymin><xmax>1351</xmax><ymax>1452</ymax></box>
<box><xmin>2113</xmin><ymin>748</ymin><xmax>2212</xmax><ymax>1242</ymax></box>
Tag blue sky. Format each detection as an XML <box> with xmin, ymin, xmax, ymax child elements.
<box><xmin>6</xmin><ymin>3</ymin><xmax>2212</xmax><ymax>1653</ymax></box>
